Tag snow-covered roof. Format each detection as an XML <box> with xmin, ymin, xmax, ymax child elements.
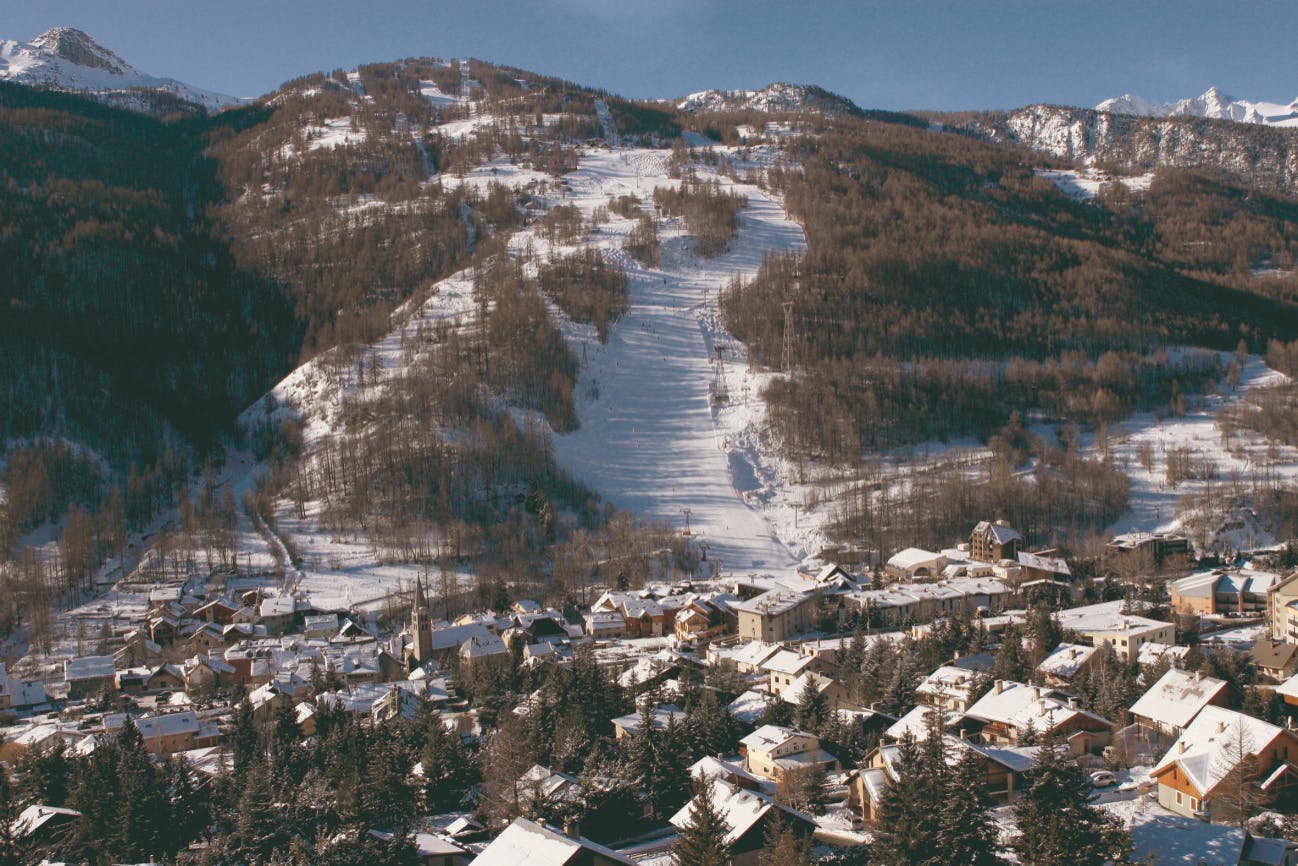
<box><xmin>689</xmin><ymin>755</ymin><xmax>762</xmax><ymax>787</ymax></box>
<box><xmin>64</xmin><ymin>655</ymin><xmax>115</xmax><ymax>682</ymax></box>
<box><xmin>730</xmin><ymin>588</ymin><xmax>813</xmax><ymax>617</ymax></box>
<box><xmin>887</xmin><ymin>548</ymin><xmax>944</xmax><ymax>571</ymax></box>
<box><xmin>13</xmin><ymin>804</ymin><xmax>81</xmax><ymax>838</ymax></box>
<box><xmin>762</xmin><ymin>649</ymin><xmax>814</xmax><ymax>676</ymax></box>
<box><xmin>974</xmin><ymin>521</ymin><xmax>1022</xmax><ymax>545</ymax></box>
<box><xmin>472</xmin><ymin>816</ymin><xmax>637</xmax><ymax>866</ymax></box>
<box><xmin>727</xmin><ymin>689</ymin><xmax>771</xmax><ymax>724</ymax></box>
<box><xmin>1136</xmin><ymin>642</ymin><xmax>1190</xmax><ymax>667</ymax></box>
<box><xmin>669</xmin><ymin>778</ymin><xmax>812</xmax><ymax>845</ymax></box>
<box><xmin>778</xmin><ymin>671</ymin><xmax>837</xmax><ymax>705</ymax></box>
<box><xmin>1017</xmin><ymin>551</ymin><xmax>1071</xmax><ymax>576</ymax></box>
<box><xmin>965</xmin><ymin>681</ymin><xmax>1111</xmax><ymax>734</ymax></box>
<box><xmin>741</xmin><ymin>724</ymin><xmax>810</xmax><ymax>754</ymax></box>
<box><xmin>1035</xmin><ymin>643</ymin><xmax>1097</xmax><ymax>679</ymax></box>
<box><xmin>1129</xmin><ymin>668</ymin><xmax>1229</xmax><ymax>731</ymax></box>
<box><xmin>1152</xmin><ymin>706</ymin><xmax>1288</xmax><ymax>795</ymax></box>
<box><xmin>133</xmin><ymin>710</ymin><xmax>199</xmax><ymax>740</ymax></box>
<box><xmin>459</xmin><ymin>633</ymin><xmax>508</xmax><ymax>659</ymax></box>
<box><xmin>611</xmin><ymin>704</ymin><xmax>686</xmax><ymax>735</ymax></box>
<box><xmin>916</xmin><ymin>665</ymin><xmax>979</xmax><ymax>700</ymax></box>
<box><xmin>1056</xmin><ymin>601</ymin><xmax>1168</xmax><ymax>636</ymax></box>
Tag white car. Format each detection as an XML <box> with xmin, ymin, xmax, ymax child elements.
<box><xmin>1089</xmin><ymin>770</ymin><xmax>1118</xmax><ymax>788</ymax></box>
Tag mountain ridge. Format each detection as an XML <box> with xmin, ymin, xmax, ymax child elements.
<box><xmin>1097</xmin><ymin>85</ymin><xmax>1298</xmax><ymax>128</ymax></box>
<box><xmin>0</xmin><ymin>26</ymin><xmax>241</xmax><ymax>113</ymax></box>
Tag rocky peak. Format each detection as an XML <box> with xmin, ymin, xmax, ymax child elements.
<box><xmin>31</xmin><ymin>27</ymin><xmax>127</xmax><ymax>74</ymax></box>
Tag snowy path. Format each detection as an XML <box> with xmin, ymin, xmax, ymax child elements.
<box><xmin>549</xmin><ymin>149</ymin><xmax>806</xmax><ymax>572</ymax></box>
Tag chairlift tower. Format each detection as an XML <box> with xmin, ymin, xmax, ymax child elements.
<box><xmin>713</xmin><ymin>345</ymin><xmax>729</xmax><ymax>403</ymax></box>
<box><xmin>781</xmin><ymin>300</ymin><xmax>796</xmax><ymax>373</ymax></box>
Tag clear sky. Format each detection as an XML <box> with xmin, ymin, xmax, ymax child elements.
<box><xmin>7</xmin><ymin>1</ymin><xmax>1298</xmax><ymax>111</ymax></box>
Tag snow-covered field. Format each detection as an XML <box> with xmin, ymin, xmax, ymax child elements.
<box><xmin>1100</xmin><ymin>353</ymin><xmax>1298</xmax><ymax>550</ymax></box>
<box><xmin>1036</xmin><ymin>167</ymin><xmax>1155</xmax><ymax>201</ymax></box>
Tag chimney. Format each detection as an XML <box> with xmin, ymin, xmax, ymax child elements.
<box><xmin>1032</xmin><ymin>686</ymin><xmax>1041</xmax><ymax>700</ymax></box>
<box><xmin>994</xmin><ymin>679</ymin><xmax>1005</xmax><ymax>695</ymax></box>
<box><xmin>1037</xmin><ymin>698</ymin><xmax>1047</xmax><ymax>714</ymax></box>
<box><xmin>1179</xmin><ymin>741</ymin><xmax>1189</xmax><ymax>754</ymax></box>
<box><xmin>1216</xmin><ymin>721</ymin><xmax>1226</xmax><ymax>734</ymax></box>
<box><xmin>1068</xmin><ymin>697</ymin><xmax>1078</xmax><ymax>709</ymax></box>
<box><xmin>1194</xmin><ymin>670</ymin><xmax>1203</xmax><ymax>682</ymax></box>
<box><xmin>959</xmin><ymin>728</ymin><xmax>967</xmax><ymax>740</ymax></box>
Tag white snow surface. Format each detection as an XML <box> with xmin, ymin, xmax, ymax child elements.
<box><xmin>1036</xmin><ymin>168</ymin><xmax>1155</xmax><ymax>201</ymax></box>
<box><xmin>541</xmin><ymin>147</ymin><xmax>809</xmax><ymax>572</ymax></box>
<box><xmin>1097</xmin><ymin>85</ymin><xmax>1298</xmax><ymax>128</ymax></box>
<box><xmin>0</xmin><ymin>28</ymin><xmax>241</xmax><ymax>111</ymax></box>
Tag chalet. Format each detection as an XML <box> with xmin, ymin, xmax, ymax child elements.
<box><xmin>516</xmin><ymin>764</ymin><xmax>581</xmax><ymax>815</ymax></box>
<box><xmin>760</xmin><ymin>649</ymin><xmax>816</xmax><ymax>693</ymax></box>
<box><xmin>114</xmin><ymin>631</ymin><xmax>163</xmax><ymax>667</ymax></box>
<box><xmin>1055</xmin><ymin>601</ymin><xmax>1175</xmax><ymax>661</ymax></box>
<box><xmin>722</xmin><ymin>640</ymin><xmax>784</xmax><ymax>674</ymax></box>
<box><xmin>778</xmin><ymin>671</ymin><xmax>851</xmax><ymax>709</ymax></box>
<box><xmin>1151</xmin><ymin>706</ymin><xmax>1298</xmax><ymax>822</ymax></box>
<box><xmin>1035</xmin><ymin>643</ymin><xmax>1097</xmax><ymax>686</ymax></box>
<box><xmin>732</xmin><ymin>589</ymin><xmax>817</xmax><ymax>643</ymax></box>
<box><xmin>1106</xmin><ymin>531</ymin><xmax>1190</xmax><ymax>567</ymax></box>
<box><xmin>884</xmin><ymin>548</ymin><xmax>947</xmax><ymax>582</ymax></box>
<box><xmin>303</xmin><ymin>613</ymin><xmax>339</xmax><ymax>639</ymax></box>
<box><xmin>129</xmin><ymin>710</ymin><xmax>219</xmax><ymax>755</ymax></box>
<box><xmin>915</xmin><ymin>665</ymin><xmax>983</xmax><ymax>713</ymax></box>
<box><xmin>192</xmin><ymin>598</ymin><xmax>238</xmax><ymax>625</ymax></box>
<box><xmin>689</xmin><ymin>755</ymin><xmax>763</xmax><ymax>791</ymax></box>
<box><xmin>64</xmin><ymin>655</ymin><xmax>117</xmax><ymax>700</ymax></box>
<box><xmin>1129</xmin><ymin>668</ymin><xmax>1232</xmax><ymax>741</ymax></box>
<box><xmin>1253</xmin><ymin>639</ymin><xmax>1298</xmax><ymax>683</ymax></box>
<box><xmin>1017</xmin><ymin>550</ymin><xmax>1072</xmax><ymax>584</ymax></box>
<box><xmin>739</xmin><ymin>724</ymin><xmax>839</xmax><ymax>782</ymax></box>
<box><xmin>0</xmin><ymin>662</ymin><xmax>48</xmax><ymax>710</ymax></box>
<box><xmin>14</xmin><ymin>804</ymin><xmax>81</xmax><ymax>849</ymax></box>
<box><xmin>611</xmin><ymin>704</ymin><xmax>687</xmax><ymax>739</ymax></box>
<box><xmin>583</xmin><ymin>611</ymin><xmax>627</xmax><ymax>639</ymax></box>
<box><xmin>970</xmin><ymin>520</ymin><xmax>1022</xmax><ymax>563</ymax></box>
<box><xmin>472</xmin><ymin>817</ymin><xmax>637</xmax><ymax>866</ymax></box>
<box><xmin>964</xmin><ymin>680</ymin><xmax>1113</xmax><ymax>754</ymax></box>
<box><xmin>259</xmin><ymin>596</ymin><xmax>296</xmax><ymax>635</ymax></box>
<box><xmin>458</xmin><ymin>634</ymin><xmax>510</xmax><ymax>673</ymax></box>
<box><xmin>1270</xmin><ymin>572</ymin><xmax>1298</xmax><ymax>643</ymax></box>
<box><xmin>851</xmin><ymin>735</ymin><xmax>1038</xmax><ymax>823</ymax></box>
<box><xmin>182</xmin><ymin>652</ymin><xmax>235</xmax><ymax>694</ymax></box>
<box><xmin>407</xmin><ymin>832</ymin><xmax>473</xmax><ymax>866</ymax></box>
<box><xmin>669</xmin><ymin>779</ymin><xmax>817</xmax><ymax>866</ymax></box>
<box><xmin>1172</xmin><ymin>568</ymin><xmax>1280</xmax><ymax>617</ymax></box>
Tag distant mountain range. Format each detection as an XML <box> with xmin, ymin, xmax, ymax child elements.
<box><xmin>1097</xmin><ymin>86</ymin><xmax>1298</xmax><ymax>128</ymax></box>
<box><xmin>0</xmin><ymin>27</ymin><xmax>241</xmax><ymax>112</ymax></box>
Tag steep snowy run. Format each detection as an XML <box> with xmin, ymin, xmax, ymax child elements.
<box><xmin>1097</xmin><ymin>85</ymin><xmax>1298</xmax><ymax>127</ymax></box>
<box><xmin>0</xmin><ymin>27</ymin><xmax>240</xmax><ymax>111</ymax></box>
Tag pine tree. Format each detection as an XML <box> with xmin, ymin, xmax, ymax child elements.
<box><xmin>760</xmin><ymin>812</ymin><xmax>814</xmax><ymax>866</ymax></box>
<box><xmin>671</xmin><ymin>777</ymin><xmax>731</xmax><ymax>866</ymax></box>
<box><xmin>940</xmin><ymin>746</ymin><xmax>1004</xmax><ymax>866</ymax></box>
<box><xmin>871</xmin><ymin>731</ymin><xmax>942</xmax><ymax>866</ymax></box>
<box><xmin>794</xmin><ymin>675</ymin><xmax>830</xmax><ymax>734</ymax></box>
<box><xmin>1012</xmin><ymin>733</ymin><xmax>1130</xmax><ymax>866</ymax></box>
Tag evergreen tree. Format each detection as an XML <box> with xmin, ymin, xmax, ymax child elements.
<box><xmin>940</xmin><ymin>747</ymin><xmax>1004</xmax><ymax>866</ymax></box>
<box><xmin>421</xmin><ymin>722</ymin><xmax>475</xmax><ymax>811</ymax></box>
<box><xmin>760</xmin><ymin>812</ymin><xmax>814</xmax><ymax>866</ymax></box>
<box><xmin>871</xmin><ymin>731</ymin><xmax>942</xmax><ymax>866</ymax></box>
<box><xmin>671</xmin><ymin>777</ymin><xmax>731</xmax><ymax>866</ymax></box>
<box><xmin>1012</xmin><ymin>733</ymin><xmax>1130</xmax><ymax>866</ymax></box>
<box><xmin>794</xmin><ymin>675</ymin><xmax>830</xmax><ymax>734</ymax></box>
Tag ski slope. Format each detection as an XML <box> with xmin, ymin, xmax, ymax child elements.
<box><xmin>543</xmin><ymin>148</ymin><xmax>806</xmax><ymax>572</ymax></box>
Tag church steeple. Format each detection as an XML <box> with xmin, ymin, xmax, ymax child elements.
<box><xmin>407</xmin><ymin>575</ymin><xmax>434</xmax><ymax>667</ymax></box>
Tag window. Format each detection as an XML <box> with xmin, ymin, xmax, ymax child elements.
<box><xmin>1176</xmin><ymin>792</ymin><xmax>1183</xmax><ymax>805</ymax></box>
<box><xmin>1190</xmin><ymin>798</ymin><xmax>1198</xmax><ymax>810</ymax></box>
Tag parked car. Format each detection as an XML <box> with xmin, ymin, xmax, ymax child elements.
<box><xmin>1089</xmin><ymin>770</ymin><xmax>1117</xmax><ymax>788</ymax></box>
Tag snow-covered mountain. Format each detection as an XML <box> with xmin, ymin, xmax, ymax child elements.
<box><xmin>0</xmin><ymin>27</ymin><xmax>241</xmax><ymax>112</ymax></box>
<box><xmin>1097</xmin><ymin>86</ymin><xmax>1298</xmax><ymax>127</ymax></box>
<box><xmin>676</xmin><ymin>82</ymin><xmax>859</xmax><ymax>116</ymax></box>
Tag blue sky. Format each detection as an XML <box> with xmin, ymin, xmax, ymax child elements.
<box><xmin>8</xmin><ymin>1</ymin><xmax>1297</xmax><ymax>110</ymax></box>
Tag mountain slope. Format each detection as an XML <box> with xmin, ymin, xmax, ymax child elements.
<box><xmin>1098</xmin><ymin>85</ymin><xmax>1298</xmax><ymax>128</ymax></box>
<box><xmin>676</xmin><ymin>82</ymin><xmax>861</xmax><ymax>116</ymax></box>
<box><xmin>0</xmin><ymin>27</ymin><xmax>240</xmax><ymax>113</ymax></box>
<box><xmin>961</xmin><ymin>104</ymin><xmax>1298</xmax><ymax>198</ymax></box>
